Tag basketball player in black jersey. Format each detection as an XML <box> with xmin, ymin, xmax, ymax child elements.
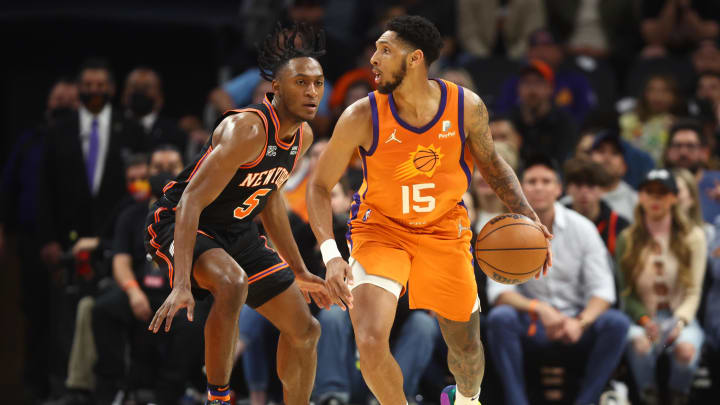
<box><xmin>144</xmin><ymin>24</ymin><xmax>331</xmax><ymax>405</ymax></box>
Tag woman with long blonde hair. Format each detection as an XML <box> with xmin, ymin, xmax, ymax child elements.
<box><xmin>615</xmin><ymin>169</ymin><xmax>707</xmax><ymax>405</ymax></box>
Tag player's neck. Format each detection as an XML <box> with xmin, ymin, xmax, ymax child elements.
<box><xmin>391</xmin><ymin>74</ymin><xmax>438</xmax><ymax>116</ymax></box>
<box><xmin>272</xmin><ymin>98</ymin><xmax>304</xmax><ymax>141</ymax></box>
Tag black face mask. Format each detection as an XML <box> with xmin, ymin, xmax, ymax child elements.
<box><xmin>149</xmin><ymin>172</ymin><xmax>176</xmax><ymax>199</ymax></box>
<box><xmin>79</xmin><ymin>91</ymin><xmax>110</xmax><ymax>114</ymax></box>
<box><xmin>47</xmin><ymin>107</ymin><xmax>75</xmax><ymax>124</ymax></box>
<box><xmin>128</xmin><ymin>91</ymin><xmax>155</xmax><ymax>118</ymax></box>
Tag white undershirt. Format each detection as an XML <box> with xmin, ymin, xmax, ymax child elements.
<box><xmin>79</xmin><ymin>104</ymin><xmax>111</xmax><ymax>196</ymax></box>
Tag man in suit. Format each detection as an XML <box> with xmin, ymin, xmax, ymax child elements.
<box><xmin>39</xmin><ymin>58</ymin><xmax>145</xmax><ymax>268</ymax></box>
<box><xmin>122</xmin><ymin>67</ymin><xmax>187</xmax><ymax>157</ymax></box>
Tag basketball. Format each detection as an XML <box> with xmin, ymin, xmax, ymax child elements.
<box><xmin>475</xmin><ymin>213</ymin><xmax>547</xmax><ymax>285</ymax></box>
<box><xmin>413</xmin><ymin>149</ymin><xmax>439</xmax><ymax>172</ymax></box>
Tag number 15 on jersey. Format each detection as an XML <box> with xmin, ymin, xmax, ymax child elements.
<box><xmin>401</xmin><ymin>183</ymin><xmax>435</xmax><ymax>214</ymax></box>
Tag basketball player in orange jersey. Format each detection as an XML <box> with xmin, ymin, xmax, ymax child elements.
<box><xmin>145</xmin><ymin>24</ymin><xmax>331</xmax><ymax>405</ymax></box>
<box><xmin>307</xmin><ymin>16</ymin><xmax>552</xmax><ymax>405</ymax></box>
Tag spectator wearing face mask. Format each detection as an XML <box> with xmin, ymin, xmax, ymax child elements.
<box><xmin>122</xmin><ymin>67</ymin><xmax>187</xmax><ymax>156</ymax></box>
<box><xmin>37</xmin><ymin>58</ymin><xmax>145</xmax><ymax>269</ymax></box>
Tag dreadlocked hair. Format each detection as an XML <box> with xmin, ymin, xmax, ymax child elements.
<box><xmin>257</xmin><ymin>22</ymin><xmax>326</xmax><ymax>82</ymax></box>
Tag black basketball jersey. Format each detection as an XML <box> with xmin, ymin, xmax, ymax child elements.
<box><xmin>159</xmin><ymin>94</ymin><xmax>303</xmax><ymax>229</ymax></box>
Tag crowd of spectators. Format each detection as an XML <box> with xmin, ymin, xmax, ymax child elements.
<box><xmin>3</xmin><ymin>1</ymin><xmax>720</xmax><ymax>405</ymax></box>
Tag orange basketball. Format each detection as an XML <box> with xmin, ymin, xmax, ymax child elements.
<box><xmin>475</xmin><ymin>214</ymin><xmax>547</xmax><ymax>285</ymax></box>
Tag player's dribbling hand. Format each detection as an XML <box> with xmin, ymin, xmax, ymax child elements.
<box><xmin>533</xmin><ymin>220</ymin><xmax>553</xmax><ymax>278</ymax></box>
<box><xmin>294</xmin><ymin>269</ymin><xmax>333</xmax><ymax>310</ymax></box>
<box><xmin>325</xmin><ymin>257</ymin><xmax>354</xmax><ymax>311</ymax></box>
<box><xmin>148</xmin><ymin>285</ymin><xmax>194</xmax><ymax>333</ymax></box>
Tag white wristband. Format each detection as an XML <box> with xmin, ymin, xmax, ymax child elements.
<box><xmin>320</xmin><ymin>239</ymin><xmax>342</xmax><ymax>265</ymax></box>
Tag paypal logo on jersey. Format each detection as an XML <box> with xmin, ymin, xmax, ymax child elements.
<box><xmin>438</xmin><ymin>120</ymin><xmax>455</xmax><ymax>139</ymax></box>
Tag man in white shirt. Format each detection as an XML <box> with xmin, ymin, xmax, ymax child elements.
<box><xmin>485</xmin><ymin>155</ymin><xmax>630</xmax><ymax>405</ymax></box>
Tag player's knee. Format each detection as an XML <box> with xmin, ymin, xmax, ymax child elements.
<box><xmin>289</xmin><ymin>316</ymin><xmax>321</xmax><ymax>348</ymax></box>
<box><xmin>212</xmin><ymin>266</ymin><xmax>248</xmax><ymax>303</ymax></box>
<box><xmin>449</xmin><ymin>333</ymin><xmax>482</xmax><ymax>357</ymax></box>
<box><xmin>674</xmin><ymin>343</ymin><xmax>696</xmax><ymax>366</ymax></box>
<box><xmin>355</xmin><ymin>329</ymin><xmax>386</xmax><ymax>355</ymax></box>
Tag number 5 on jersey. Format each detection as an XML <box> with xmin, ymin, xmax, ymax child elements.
<box><xmin>401</xmin><ymin>183</ymin><xmax>435</xmax><ymax>214</ymax></box>
<box><xmin>234</xmin><ymin>188</ymin><xmax>272</xmax><ymax>219</ymax></box>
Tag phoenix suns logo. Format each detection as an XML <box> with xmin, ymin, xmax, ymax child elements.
<box><xmin>394</xmin><ymin>144</ymin><xmax>444</xmax><ymax>181</ymax></box>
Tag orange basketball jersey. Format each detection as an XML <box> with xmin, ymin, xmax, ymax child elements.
<box><xmin>352</xmin><ymin>79</ymin><xmax>474</xmax><ymax>228</ymax></box>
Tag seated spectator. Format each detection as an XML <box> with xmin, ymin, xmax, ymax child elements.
<box><xmin>497</xmin><ymin>29</ymin><xmax>596</xmax><ymax>123</ymax></box>
<box><xmin>313</xmin><ymin>294</ymin><xmax>439</xmax><ymax>405</ymax></box>
<box><xmin>589</xmin><ymin>131</ymin><xmax>638</xmax><ymax>221</ymax></box>
<box><xmin>284</xmin><ymin>140</ymin><xmax>328</xmax><ymax>223</ymax></box>
<box><xmin>456</xmin><ymin>0</ymin><xmax>546</xmax><ymax>59</ymax></box>
<box><xmin>663</xmin><ymin>118</ymin><xmax>720</xmax><ymax>223</ymax></box>
<box><xmin>92</xmin><ymin>146</ymin><xmax>198</xmax><ymax>405</ymax></box>
<box><xmin>563</xmin><ymin>157</ymin><xmax>629</xmax><ymax>255</ymax></box>
<box><xmin>51</xmin><ymin>153</ymin><xmax>151</xmax><ymax>405</ymax></box>
<box><xmin>509</xmin><ymin>59</ymin><xmax>578</xmax><ymax>164</ymax></box>
<box><xmin>488</xmin><ymin>117</ymin><xmax>523</xmax><ymax>158</ymax></box>
<box><xmin>122</xmin><ymin>67</ymin><xmax>187</xmax><ymax>155</ymax></box>
<box><xmin>486</xmin><ymin>155</ymin><xmax>630</xmax><ymax>405</ymax></box>
<box><xmin>640</xmin><ymin>0</ymin><xmax>720</xmax><ymax>57</ymax></box>
<box><xmin>674</xmin><ymin>168</ymin><xmax>715</xmax><ymax>245</ymax></box>
<box><xmin>615</xmin><ymin>169</ymin><xmax>707</xmax><ymax>405</ymax></box>
<box><xmin>620</xmin><ymin>74</ymin><xmax>684</xmax><ymax>163</ymax></box>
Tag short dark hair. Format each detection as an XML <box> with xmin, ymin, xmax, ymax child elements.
<box><xmin>563</xmin><ymin>157</ymin><xmax>610</xmax><ymax>188</ymax></box>
<box><xmin>125</xmin><ymin>153</ymin><xmax>149</xmax><ymax>171</ymax></box>
<box><xmin>521</xmin><ymin>154</ymin><xmax>562</xmax><ymax>182</ymax></box>
<box><xmin>150</xmin><ymin>144</ymin><xmax>182</xmax><ymax>162</ymax></box>
<box><xmin>257</xmin><ymin>22</ymin><xmax>326</xmax><ymax>82</ymax></box>
<box><xmin>385</xmin><ymin>15</ymin><xmax>443</xmax><ymax>67</ymax></box>
<box><xmin>668</xmin><ymin>118</ymin><xmax>706</xmax><ymax>147</ymax></box>
<box><xmin>77</xmin><ymin>58</ymin><xmax>115</xmax><ymax>85</ymax></box>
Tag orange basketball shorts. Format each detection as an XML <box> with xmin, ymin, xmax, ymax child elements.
<box><xmin>347</xmin><ymin>201</ymin><xmax>478</xmax><ymax>322</ymax></box>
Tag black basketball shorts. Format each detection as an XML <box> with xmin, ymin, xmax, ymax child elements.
<box><xmin>144</xmin><ymin>205</ymin><xmax>295</xmax><ymax>308</ymax></box>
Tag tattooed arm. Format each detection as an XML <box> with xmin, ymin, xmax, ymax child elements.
<box><xmin>463</xmin><ymin>89</ymin><xmax>553</xmax><ymax>274</ymax></box>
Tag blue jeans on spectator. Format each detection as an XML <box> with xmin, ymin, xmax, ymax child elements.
<box><xmin>486</xmin><ymin>305</ymin><xmax>630</xmax><ymax>405</ymax></box>
<box><xmin>625</xmin><ymin>310</ymin><xmax>704</xmax><ymax>394</ymax></box>
<box><xmin>314</xmin><ymin>306</ymin><xmax>439</xmax><ymax>403</ymax></box>
<box><xmin>238</xmin><ymin>306</ymin><xmax>278</xmax><ymax>392</ymax></box>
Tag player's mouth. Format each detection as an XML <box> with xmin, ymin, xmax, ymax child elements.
<box><xmin>373</xmin><ymin>69</ymin><xmax>382</xmax><ymax>83</ymax></box>
<box><xmin>303</xmin><ymin>102</ymin><xmax>318</xmax><ymax>112</ymax></box>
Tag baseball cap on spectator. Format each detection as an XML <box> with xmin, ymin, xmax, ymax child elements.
<box><xmin>638</xmin><ymin>169</ymin><xmax>678</xmax><ymax>194</ymax></box>
<box><xmin>528</xmin><ymin>28</ymin><xmax>558</xmax><ymax>48</ymax></box>
<box><xmin>519</xmin><ymin>59</ymin><xmax>554</xmax><ymax>84</ymax></box>
<box><xmin>590</xmin><ymin>129</ymin><xmax>624</xmax><ymax>154</ymax></box>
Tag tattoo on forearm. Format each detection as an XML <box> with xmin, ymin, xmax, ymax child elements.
<box><xmin>470</xmin><ymin>100</ymin><xmax>534</xmax><ymax>218</ymax></box>
<box><xmin>486</xmin><ymin>154</ymin><xmax>534</xmax><ymax>217</ymax></box>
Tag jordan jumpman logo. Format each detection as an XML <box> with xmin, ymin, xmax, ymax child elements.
<box><xmin>385</xmin><ymin>129</ymin><xmax>401</xmax><ymax>143</ymax></box>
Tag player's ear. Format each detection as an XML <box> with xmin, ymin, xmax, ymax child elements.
<box><xmin>271</xmin><ymin>78</ymin><xmax>280</xmax><ymax>94</ymax></box>
<box><xmin>409</xmin><ymin>49</ymin><xmax>424</xmax><ymax>68</ymax></box>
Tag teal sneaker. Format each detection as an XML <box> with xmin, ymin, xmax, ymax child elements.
<box><xmin>441</xmin><ymin>385</ymin><xmax>480</xmax><ymax>405</ymax></box>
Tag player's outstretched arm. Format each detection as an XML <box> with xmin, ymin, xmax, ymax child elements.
<box><xmin>259</xmin><ymin>125</ymin><xmax>331</xmax><ymax>309</ymax></box>
<box><xmin>307</xmin><ymin>98</ymin><xmax>373</xmax><ymax>309</ymax></box>
<box><xmin>149</xmin><ymin>113</ymin><xmax>266</xmax><ymax>333</ymax></box>
<box><xmin>463</xmin><ymin>89</ymin><xmax>553</xmax><ymax>275</ymax></box>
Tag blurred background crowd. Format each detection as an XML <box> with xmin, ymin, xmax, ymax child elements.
<box><xmin>2</xmin><ymin>0</ymin><xmax>720</xmax><ymax>404</ymax></box>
